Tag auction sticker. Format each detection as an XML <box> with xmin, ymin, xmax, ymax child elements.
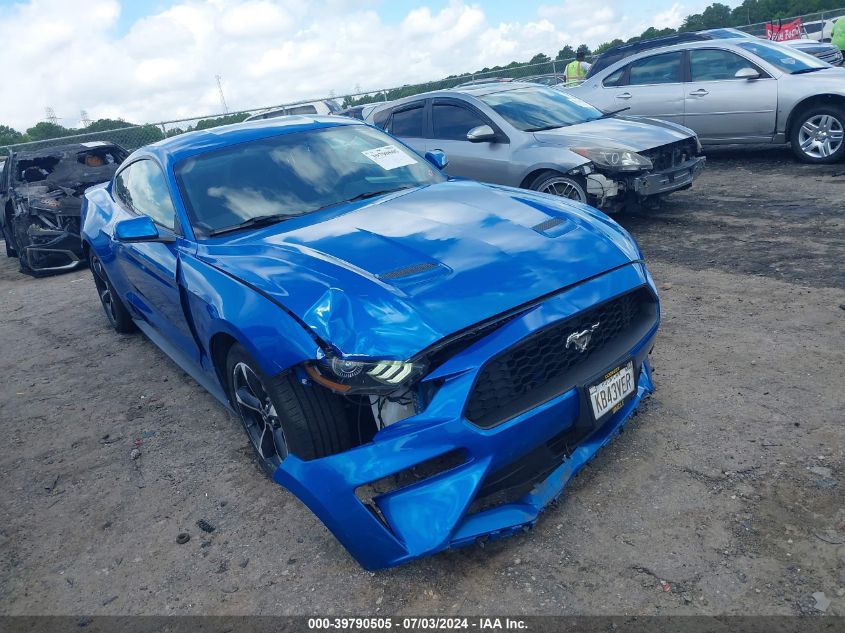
<box><xmin>362</xmin><ymin>145</ymin><xmax>416</xmax><ymax>170</ymax></box>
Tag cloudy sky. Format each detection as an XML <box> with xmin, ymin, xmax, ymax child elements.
<box><xmin>1</xmin><ymin>0</ymin><xmax>729</xmax><ymax>131</ymax></box>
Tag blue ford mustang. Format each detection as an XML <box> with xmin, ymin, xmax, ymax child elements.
<box><xmin>81</xmin><ymin>116</ymin><xmax>659</xmax><ymax>570</ymax></box>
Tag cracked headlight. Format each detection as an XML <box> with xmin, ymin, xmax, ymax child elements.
<box><xmin>305</xmin><ymin>355</ymin><xmax>428</xmax><ymax>394</ymax></box>
<box><xmin>571</xmin><ymin>147</ymin><xmax>652</xmax><ymax>172</ymax></box>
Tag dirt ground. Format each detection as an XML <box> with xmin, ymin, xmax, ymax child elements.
<box><xmin>0</xmin><ymin>146</ymin><xmax>843</xmax><ymax>616</ymax></box>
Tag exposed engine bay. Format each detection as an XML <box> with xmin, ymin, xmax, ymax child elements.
<box><xmin>2</xmin><ymin>142</ymin><xmax>127</xmax><ymax>276</ymax></box>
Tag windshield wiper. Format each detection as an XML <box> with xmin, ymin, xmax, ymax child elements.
<box><xmin>595</xmin><ymin>106</ymin><xmax>631</xmax><ymax>119</ymax></box>
<box><xmin>791</xmin><ymin>67</ymin><xmax>825</xmax><ymax>74</ymax></box>
<box><xmin>208</xmin><ymin>213</ymin><xmax>292</xmax><ymax>236</ymax></box>
<box><xmin>525</xmin><ymin>124</ymin><xmax>567</xmax><ymax>132</ymax></box>
<box><xmin>345</xmin><ymin>186</ymin><xmax>413</xmax><ymax>203</ymax></box>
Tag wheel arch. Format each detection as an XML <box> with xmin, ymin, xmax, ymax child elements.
<box><xmin>519</xmin><ymin>166</ymin><xmax>569</xmax><ymax>190</ymax></box>
<box><xmin>785</xmin><ymin>94</ymin><xmax>845</xmax><ymax>139</ymax></box>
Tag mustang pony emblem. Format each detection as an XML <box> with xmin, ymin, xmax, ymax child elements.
<box><xmin>565</xmin><ymin>322</ymin><xmax>601</xmax><ymax>353</ymax></box>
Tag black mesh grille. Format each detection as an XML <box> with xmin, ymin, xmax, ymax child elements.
<box><xmin>640</xmin><ymin>139</ymin><xmax>699</xmax><ymax>172</ymax></box>
<box><xmin>464</xmin><ymin>287</ymin><xmax>657</xmax><ymax>428</ymax></box>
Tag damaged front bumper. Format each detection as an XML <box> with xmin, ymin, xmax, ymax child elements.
<box><xmin>11</xmin><ymin>207</ymin><xmax>85</xmax><ymax>276</ymax></box>
<box><xmin>272</xmin><ymin>263</ymin><xmax>659</xmax><ymax>570</ymax></box>
<box><xmin>628</xmin><ymin>155</ymin><xmax>706</xmax><ymax>197</ymax></box>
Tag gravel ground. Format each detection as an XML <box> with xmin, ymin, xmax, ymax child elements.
<box><xmin>0</xmin><ymin>146</ymin><xmax>843</xmax><ymax>616</ymax></box>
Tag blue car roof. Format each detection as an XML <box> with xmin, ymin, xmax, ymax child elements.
<box><xmin>142</xmin><ymin>115</ymin><xmax>362</xmax><ymax>165</ymax></box>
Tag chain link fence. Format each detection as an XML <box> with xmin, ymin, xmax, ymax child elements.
<box><xmin>0</xmin><ymin>58</ymin><xmax>580</xmax><ymax>159</ymax></box>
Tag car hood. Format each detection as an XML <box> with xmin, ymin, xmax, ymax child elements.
<box><xmin>532</xmin><ymin>117</ymin><xmax>694</xmax><ymax>151</ymax></box>
<box><xmin>197</xmin><ymin>181</ymin><xmax>642</xmax><ymax>359</ymax></box>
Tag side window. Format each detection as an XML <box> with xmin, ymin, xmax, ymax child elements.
<box><xmin>690</xmin><ymin>49</ymin><xmax>761</xmax><ymax>81</ymax></box>
<box><xmin>390</xmin><ymin>105</ymin><xmax>424</xmax><ymax>138</ymax></box>
<box><xmin>432</xmin><ymin>103</ymin><xmax>487</xmax><ymax>141</ymax></box>
<box><xmin>603</xmin><ymin>66</ymin><xmax>626</xmax><ymax>87</ymax></box>
<box><xmin>114</xmin><ymin>160</ymin><xmax>177</xmax><ymax>231</ymax></box>
<box><xmin>372</xmin><ymin>109</ymin><xmax>391</xmax><ymax>130</ymax></box>
<box><xmin>628</xmin><ymin>52</ymin><xmax>683</xmax><ymax>85</ymax></box>
<box><xmin>286</xmin><ymin>104</ymin><xmax>318</xmax><ymax>115</ymax></box>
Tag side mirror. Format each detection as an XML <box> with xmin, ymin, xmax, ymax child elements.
<box><xmin>114</xmin><ymin>216</ymin><xmax>174</xmax><ymax>243</ymax></box>
<box><xmin>424</xmin><ymin>149</ymin><xmax>449</xmax><ymax>170</ymax></box>
<box><xmin>735</xmin><ymin>67</ymin><xmax>760</xmax><ymax>80</ymax></box>
<box><xmin>466</xmin><ymin>125</ymin><xmax>497</xmax><ymax>143</ymax></box>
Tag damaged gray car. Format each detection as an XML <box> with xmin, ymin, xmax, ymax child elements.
<box><xmin>1</xmin><ymin>142</ymin><xmax>128</xmax><ymax>276</ymax></box>
<box><xmin>366</xmin><ymin>83</ymin><xmax>705</xmax><ymax>212</ymax></box>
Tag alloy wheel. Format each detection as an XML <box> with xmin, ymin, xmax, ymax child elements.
<box><xmin>538</xmin><ymin>177</ymin><xmax>587</xmax><ymax>202</ymax></box>
<box><xmin>798</xmin><ymin>114</ymin><xmax>844</xmax><ymax>159</ymax></box>
<box><xmin>91</xmin><ymin>257</ymin><xmax>117</xmax><ymax>326</ymax></box>
<box><xmin>232</xmin><ymin>362</ymin><xmax>288</xmax><ymax>468</ymax></box>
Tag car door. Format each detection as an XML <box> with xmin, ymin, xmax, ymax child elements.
<box><xmin>683</xmin><ymin>48</ymin><xmax>778</xmax><ymax>143</ymax></box>
<box><xmin>111</xmin><ymin>159</ymin><xmax>199</xmax><ymax>363</ymax></box>
<box><xmin>428</xmin><ymin>98</ymin><xmax>512</xmax><ymax>184</ymax></box>
<box><xmin>386</xmin><ymin>101</ymin><xmax>428</xmax><ymax>155</ymax></box>
<box><xmin>611</xmin><ymin>51</ymin><xmax>686</xmax><ymax>124</ymax></box>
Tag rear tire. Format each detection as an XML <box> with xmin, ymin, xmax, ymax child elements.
<box><xmin>90</xmin><ymin>252</ymin><xmax>136</xmax><ymax>333</ymax></box>
<box><xmin>528</xmin><ymin>171</ymin><xmax>588</xmax><ymax>203</ymax></box>
<box><xmin>226</xmin><ymin>344</ymin><xmax>354</xmax><ymax>476</ymax></box>
<box><xmin>790</xmin><ymin>105</ymin><xmax>845</xmax><ymax>164</ymax></box>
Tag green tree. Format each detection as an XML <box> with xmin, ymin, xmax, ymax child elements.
<box><xmin>85</xmin><ymin>118</ymin><xmax>131</xmax><ymax>132</ymax></box>
<box><xmin>0</xmin><ymin>125</ymin><xmax>24</xmax><ymax>146</ymax></box>
<box><xmin>25</xmin><ymin>121</ymin><xmax>70</xmax><ymax>141</ymax></box>
<box><xmin>556</xmin><ymin>45</ymin><xmax>576</xmax><ymax>60</ymax></box>
<box><xmin>529</xmin><ymin>53</ymin><xmax>551</xmax><ymax>65</ymax></box>
<box><xmin>194</xmin><ymin>113</ymin><xmax>250</xmax><ymax>131</ymax></box>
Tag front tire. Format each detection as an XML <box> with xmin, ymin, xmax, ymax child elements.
<box><xmin>3</xmin><ymin>226</ymin><xmax>17</xmax><ymax>258</ymax></box>
<box><xmin>90</xmin><ymin>253</ymin><xmax>136</xmax><ymax>333</ymax></box>
<box><xmin>226</xmin><ymin>344</ymin><xmax>354</xmax><ymax>476</ymax></box>
<box><xmin>528</xmin><ymin>171</ymin><xmax>588</xmax><ymax>202</ymax></box>
<box><xmin>790</xmin><ymin>106</ymin><xmax>845</xmax><ymax>164</ymax></box>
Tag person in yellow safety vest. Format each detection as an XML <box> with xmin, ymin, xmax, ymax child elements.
<box><xmin>565</xmin><ymin>51</ymin><xmax>591</xmax><ymax>84</ymax></box>
<box><xmin>833</xmin><ymin>18</ymin><xmax>845</xmax><ymax>52</ymax></box>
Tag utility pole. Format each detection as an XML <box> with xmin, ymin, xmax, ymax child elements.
<box><xmin>45</xmin><ymin>107</ymin><xmax>58</xmax><ymax>125</ymax></box>
<box><xmin>216</xmin><ymin>75</ymin><xmax>229</xmax><ymax>114</ymax></box>
<box><xmin>80</xmin><ymin>110</ymin><xmax>92</xmax><ymax>127</ymax></box>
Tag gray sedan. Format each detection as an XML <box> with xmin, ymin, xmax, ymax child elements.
<box><xmin>567</xmin><ymin>39</ymin><xmax>845</xmax><ymax>163</ymax></box>
<box><xmin>365</xmin><ymin>83</ymin><xmax>704</xmax><ymax>212</ymax></box>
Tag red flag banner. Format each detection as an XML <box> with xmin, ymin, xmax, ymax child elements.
<box><xmin>765</xmin><ymin>17</ymin><xmax>803</xmax><ymax>41</ymax></box>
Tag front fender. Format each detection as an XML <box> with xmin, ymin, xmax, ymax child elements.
<box><xmin>180</xmin><ymin>253</ymin><xmax>319</xmax><ymax>381</ymax></box>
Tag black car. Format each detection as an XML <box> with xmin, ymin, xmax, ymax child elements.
<box><xmin>1</xmin><ymin>142</ymin><xmax>127</xmax><ymax>276</ymax></box>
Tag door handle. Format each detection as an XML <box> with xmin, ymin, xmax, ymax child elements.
<box><xmin>616</xmin><ymin>92</ymin><xmax>632</xmax><ymax>99</ymax></box>
<box><xmin>689</xmin><ymin>89</ymin><xmax>710</xmax><ymax>96</ymax></box>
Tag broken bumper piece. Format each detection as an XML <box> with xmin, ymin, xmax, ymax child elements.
<box><xmin>21</xmin><ymin>224</ymin><xmax>85</xmax><ymax>275</ymax></box>
<box><xmin>630</xmin><ymin>155</ymin><xmax>706</xmax><ymax>197</ymax></box>
<box><xmin>273</xmin><ymin>263</ymin><xmax>659</xmax><ymax>570</ymax></box>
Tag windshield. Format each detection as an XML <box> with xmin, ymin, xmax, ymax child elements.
<box><xmin>176</xmin><ymin>124</ymin><xmax>444</xmax><ymax>236</ymax></box>
<box><xmin>478</xmin><ymin>86</ymin><xmax>604</xmax><ymax>132</ymax></box>
<box><xmin>737</xmin><ymin>41</ymin><xmax>828</xmax><ymax>73</ymax></box>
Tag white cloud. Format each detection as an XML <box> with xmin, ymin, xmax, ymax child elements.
<box><xmin>1</xmin><ymin>0</ymin><xmax>705</xmax><ymax>131</ymax></box>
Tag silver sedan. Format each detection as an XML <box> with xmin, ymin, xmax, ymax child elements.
<box><xmin>365</xmin><ymin>83</ymin><xmax>704</xmax><ymax>212</ymax></box>
<box><xmin>567</xmin><ymin>39</ymin><xmax>845</xmax><ymax>163</ymax></box>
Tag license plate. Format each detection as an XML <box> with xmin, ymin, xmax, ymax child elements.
<box><xmin>588</xmin><ymin>361</ymin><xmax>635</xmax><ymax>420</ymax></box>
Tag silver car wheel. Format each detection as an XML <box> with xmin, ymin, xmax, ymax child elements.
<box><xmin>537</xmin><ymin>177</ymin><xmax>587</xmax><ymax>202</ymax></box>
<box><xmin>798</xmin><ymin>114</ymin><xmax>844</xmax><ymax>159</ymax></box>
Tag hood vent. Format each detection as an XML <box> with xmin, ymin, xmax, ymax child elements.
<box><xmin>532</xmin><ymin>217</ymin><xmax>565</xmax><ymax>233</ymax></box>
<box><xmin>378</xmin><ymin>262</ymin><xmax>439</xmax><ymax>280</ymax></box>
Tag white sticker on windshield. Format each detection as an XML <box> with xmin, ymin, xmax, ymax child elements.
<box><xmin>361</xmin><ymin>145</ymin><xmax>416</xmax><ymax>170</ymax></box>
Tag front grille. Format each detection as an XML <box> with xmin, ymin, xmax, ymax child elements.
<box><xmin>464</xmin><ymin>286</ymin><xmax>657</xmax><ymax>429</ymax></box>
<box><xmin>641</xmin><ymin>139</ymin><xmax>698</xmax><ymax>172</ymax></box>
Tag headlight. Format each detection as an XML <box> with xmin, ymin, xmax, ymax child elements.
<box><xmin>571</xmin><ymin>147</ymin><xmax>653</xmax><ymax>172</ymax></box>
<box><xmin>305</xmin><ymin>354</ymin><xmax>427</xmax><ymax>394</ymax></box>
